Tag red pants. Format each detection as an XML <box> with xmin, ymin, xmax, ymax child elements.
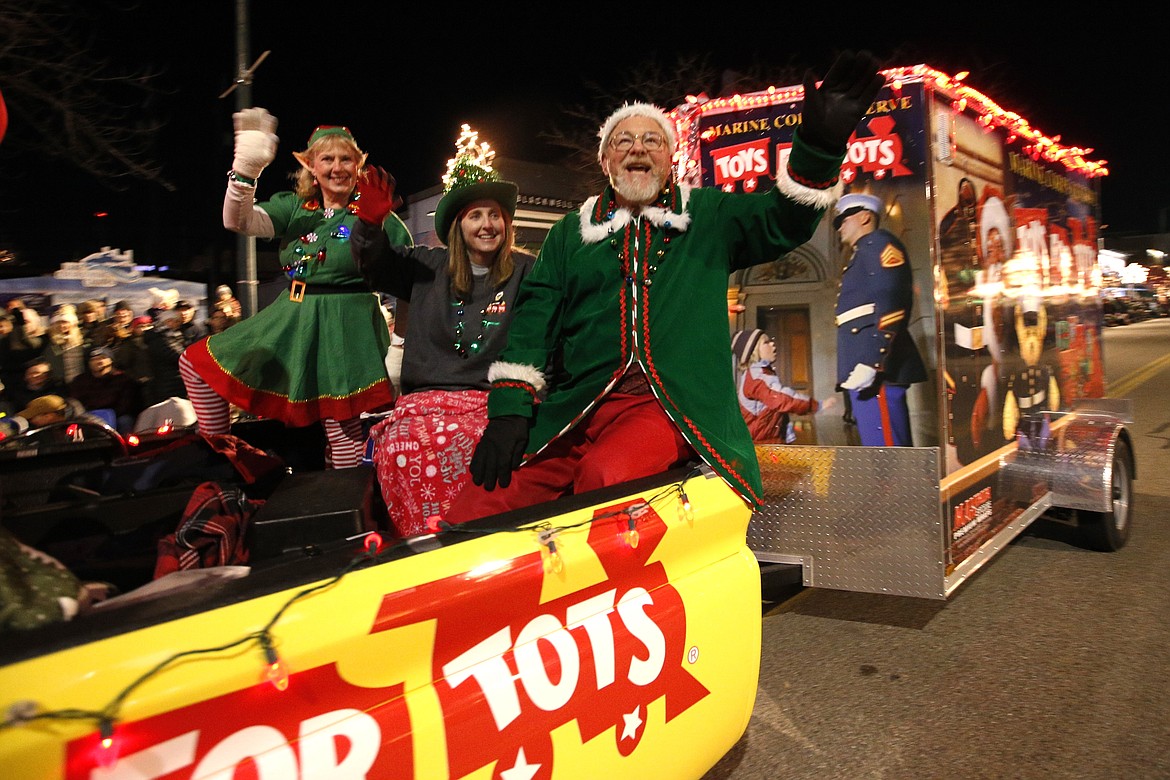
<box><xmin>443</xmin><ymin>393</ymin><xmax>694</xmax><ymax>525</ymax></box>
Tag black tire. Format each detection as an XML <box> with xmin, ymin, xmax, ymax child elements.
<box><xmin>1080</xmin><ymin>440</ymin><xmax>1134</xmax><ymax>552</ymax></box>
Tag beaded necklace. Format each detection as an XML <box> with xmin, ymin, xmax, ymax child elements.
<box><xmin>596</xmin><ymin>183</ymin><xmax>680</xmax><ymax>288</ymax></box>
<box><xmin>452</xmin><ymin>286</ymin><xmax>506</xmax><ymax>359</ymax></box>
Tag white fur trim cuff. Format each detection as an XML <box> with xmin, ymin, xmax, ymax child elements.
<box><xmin>776</xmin><ymin>165</ymin><xmax>843</xmax><ymax>210</ymax></box>
<box><xmin>488</xmin><ymin>361</ymin><xmax>546</xmax><ymax>393</ymax></box>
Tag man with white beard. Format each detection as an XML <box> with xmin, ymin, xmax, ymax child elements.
<box><xmin>445</xmin><ymin>51</ymin><xmax>885</xmax><ymax>522</ymax></box>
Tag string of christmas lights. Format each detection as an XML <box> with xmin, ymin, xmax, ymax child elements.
<box><xmin>670</xmin><ymin>63</ymin><xmax>1108</xmax><ymax>179</ymax></box>
<box><xmin>442</xmin><ymin>123</ymin><xmax>500</xmax><ymax>193</ymax></box>
<box><xmin>0</xmin><ymin>540</ymin><xmax>385</xmax><ymax>767</ymax></box>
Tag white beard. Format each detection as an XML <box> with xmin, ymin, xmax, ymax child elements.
<box><xmin>610</xmin><ymin>169</ymin><xmax>665</xmax><ymax>206</ymax></box>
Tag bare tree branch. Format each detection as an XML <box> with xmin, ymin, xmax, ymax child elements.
<box><xmin>0</xmin><ymin>0</ymin><xmax>173</xmax><ymax>190</ymax></box>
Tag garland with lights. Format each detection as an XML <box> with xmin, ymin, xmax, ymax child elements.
<box><xmin>1</xmin><ymin>541</ymin><xmax>380</xmax><ymax>767</ymax></box>
<box><xmin>0</xmin><ymin>466</ymin><xmax>706</xmax><ymax>770</ymax></box>
<box><xmin>436</xmin><ymin>467</ymin><xmax>703</xmax><ymax>574</ymax></box>
<box><xmin>669</xmin><ymin>63</ymin><xmax>1108</xmax><ymax>180</ymax></box>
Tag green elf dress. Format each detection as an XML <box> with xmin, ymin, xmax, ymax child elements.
<box><xmin>184</xmin><ymin>190</ymin><xmax>412</xmax><ymax>427</ymax></box>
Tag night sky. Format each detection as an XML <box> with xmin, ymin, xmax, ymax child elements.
<box><xmin>2</xmin><ymin>5</ymin><xmax>1164</xmax><ymax>274</ymax></box>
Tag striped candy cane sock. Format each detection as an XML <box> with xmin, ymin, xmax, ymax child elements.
<box><xmin>178</xmin><ymin>352</ymin><xmax>232</xmax><ymax>435</ymax></box>
<box><xmin>323</xmin><ymin>417</ymin><xmax>366</xmax><ymax>469</ymax></box>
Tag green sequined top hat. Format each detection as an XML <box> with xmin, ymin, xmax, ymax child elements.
<box><xmin>307</xmin><ymin>125</ymin><xmax>356</xmax><ymax>147</ymax></box>
<box><xmin>433</xmin><ymin>124</ymin><xmax>518</xmax><ymax>245</ymax></box>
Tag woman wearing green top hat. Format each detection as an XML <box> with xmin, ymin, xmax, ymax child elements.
<box><xmin>179</xmin><ymin>108</ymin><xmax>412</xmax><ymax>468</ymax></box>
<box><xmin>350</xmin><ymin>125</ymin><xmax>535</xmax><ymax>536</ymax></box>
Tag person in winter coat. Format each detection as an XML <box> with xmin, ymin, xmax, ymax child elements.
<box><xmin>67</xmin><ymin>346</ymin><xmax>144</xmax><ymax>432</ymax></box>
<box><xmin>732</xmin><ymin>328</ymin><xmax>835</xmax><ymax>443</ymax></box>
<box><xmin>0</xmin><ymin>303</ymin><xmax>45</xmax><ymax>389</ymax></box>
<box><xmin>44</xmin><ymin>306</ymin><xmax>87</xmax><ymax>385</ymax></box>
<box><xmin>146</xmin><ymin>309</ymin><xmax>187</xmax><ymax>403</ymax></box>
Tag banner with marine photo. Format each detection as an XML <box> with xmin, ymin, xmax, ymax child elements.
<box><xmin>934</xmin><ymin>100</ymin><xmax>1105</xmax><ymax>565</ymax></box>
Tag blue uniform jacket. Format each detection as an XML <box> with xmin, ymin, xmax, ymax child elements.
<box><xmin>835</xmin><ymin>229</ymin><xmax>927</xmax><ymax>387</ymax></box>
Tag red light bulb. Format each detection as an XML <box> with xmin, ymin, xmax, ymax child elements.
<box><xmin>97</xmin><ymin>719</ymin><xmax>120</xmax><ymax>769</ymax></box>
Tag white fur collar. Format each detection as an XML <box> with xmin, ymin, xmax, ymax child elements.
<box><xmin>578</xmin><ymin>187</ymin><xmax>693</xmax><ymax>244</ymax></box>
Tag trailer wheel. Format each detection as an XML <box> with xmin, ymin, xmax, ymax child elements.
<box><xmin>1080</xmin><ymin>441</ymin><xmax>1134</xmax><ymax>552</ymax></box>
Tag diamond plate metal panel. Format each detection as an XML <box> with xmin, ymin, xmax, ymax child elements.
<box><xmin>1050</xmin><ymin>412</ymin><xmax>1128</xmax><ymax>513</ymax></box>
<box><xmin>750</xmin><ymin>445</ymin><xmax>945</xmax><ymax>599</ymax></box>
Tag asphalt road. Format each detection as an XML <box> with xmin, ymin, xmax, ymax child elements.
<box><xmin>704</xmin><ymin>317</ymin><xmax>1170</xmax><ymax>780</ymax></box>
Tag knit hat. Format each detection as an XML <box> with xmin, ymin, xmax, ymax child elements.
<box><xmin>113</xmin><ymin>300</ymin><xmax>133</xmax><ymax>313</ymax></box>
<box><xmin>88</xmin><ymin>346</ymin><xmax>114</xmax><ymax>361</ymax></box>
<box><xmin>18</xmin><ymin>394</ymin><xmax>67</xmax><ymax>420</ymax></box>
<box><xmin>732</xmin><ymin>329</ymin><xmax>766</xmax><ymax>366</ymax></box>
<box><xmin>597</xmin><ymin>102</ymin><xmax>678</xmax><ymax>163</ymax></box>
<box><xmin>432</xmin><ymin>124</ymin><xmax>518</xmax><ymax>246</ymax></box>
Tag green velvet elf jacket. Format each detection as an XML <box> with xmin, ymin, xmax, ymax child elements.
<box><xmin>486</xmin><ymin>136</ymin><xmax>844</xmax><ymax>508</ymax></box>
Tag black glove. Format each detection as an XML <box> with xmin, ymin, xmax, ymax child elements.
<box><xmin>800</xmin><ymin>50</ymin><xmax>885</xmax><ymax>155</ymax></box>
<box><xmin>470</xmin><ymin>415</ymin><xmax>529</xmax><ymax>491</ymax></box>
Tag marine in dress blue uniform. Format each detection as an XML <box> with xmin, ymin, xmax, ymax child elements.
<box><xmin>833</xmin><ymin>193</ymin><xmax>927</xmax><ymax>446</ymax></box>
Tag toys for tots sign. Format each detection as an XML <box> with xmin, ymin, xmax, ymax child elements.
<box><xmin>65</xmin><ymin>500</ymin><xmax>707</xmax><ymax>779</ymax></box>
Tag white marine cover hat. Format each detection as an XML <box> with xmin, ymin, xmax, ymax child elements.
<box><xmin>834</xmin><ymin>192</ymin><xmax>883</xmax><ymax>215</ymax></box>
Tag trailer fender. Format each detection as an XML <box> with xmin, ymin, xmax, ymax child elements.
<box><xmin>1051</xmin><ymin>411</ymin><xmax>1135</xmax><ymax>515</ymax></box>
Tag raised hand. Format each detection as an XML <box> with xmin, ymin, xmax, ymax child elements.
<box><xmin>800</xmin><ymin>51</ymin><xmax>885</xmax><ymax>155</ymax></box>
<box><xmin>354</xmin><ymin>166</ymin><xmax>403</xmax><ymax>225</ymax></box>
<box><xmin>231</xmin><ymin>107</ymin><xmax>279</xmax><ymax>180</ymax></box>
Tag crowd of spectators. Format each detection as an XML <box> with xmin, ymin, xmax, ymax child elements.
<box><xmin>0</xmin><ymin>288</ymin><xmax>239</xmax><ymax>436</ymax></box>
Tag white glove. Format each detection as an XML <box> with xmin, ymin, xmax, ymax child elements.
<box><xmin>840</xmin><ymin>363</ymin><xmax>878</xmax><ymax>391</ymax></box>
<box><xmin>231</xmin><ymin>107</ymin><xmax>279</xmax><ymax>179</ymax></box>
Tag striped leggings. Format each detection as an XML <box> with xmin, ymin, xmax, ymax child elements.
<box><xmin>178</xmin><ymin>353</ymin><xmax>366</xmax><ymax>468</ymax></box>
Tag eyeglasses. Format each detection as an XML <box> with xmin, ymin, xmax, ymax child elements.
<box><xmin>609</xmin><ymin>131</ymin><xmax>667</xmax><ymax>152</ymax></box>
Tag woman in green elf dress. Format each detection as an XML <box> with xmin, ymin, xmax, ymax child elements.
<box><xmin>179</xmin><ymin>108</ymin><xmax>412</xmax><ymax>467</ymax></box>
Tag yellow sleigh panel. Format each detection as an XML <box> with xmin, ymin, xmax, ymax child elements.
<box><xmin>0</xmin><ymin>467</ymin><xmax>759</xmax><ymax>780</ymax></box>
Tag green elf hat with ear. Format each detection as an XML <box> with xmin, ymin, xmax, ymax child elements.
<box><xmin>307</xmin><ymin>125</ymin><xmax>355</xmax><ymax>146</ymax></box>
<box><xmin>432</xmin><ymin>124</ymin><xmax>518</xmax><ymax>246</ymax></box>
<box><xmin>295</xmin><ymin>125</ymin><xmax>367</xmax><ymax>171</ymax></box>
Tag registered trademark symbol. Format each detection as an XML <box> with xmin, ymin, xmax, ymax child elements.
<box><xmin>688</xmin><ymin>646</ymin><xmax>699</xmax><ymax>664</ymax></box>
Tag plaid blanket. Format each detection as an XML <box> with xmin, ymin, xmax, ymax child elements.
<box><xmin>154</xmin><ymin>482</ymin><xmax>263</xmax><ymax>578</ymax></box>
